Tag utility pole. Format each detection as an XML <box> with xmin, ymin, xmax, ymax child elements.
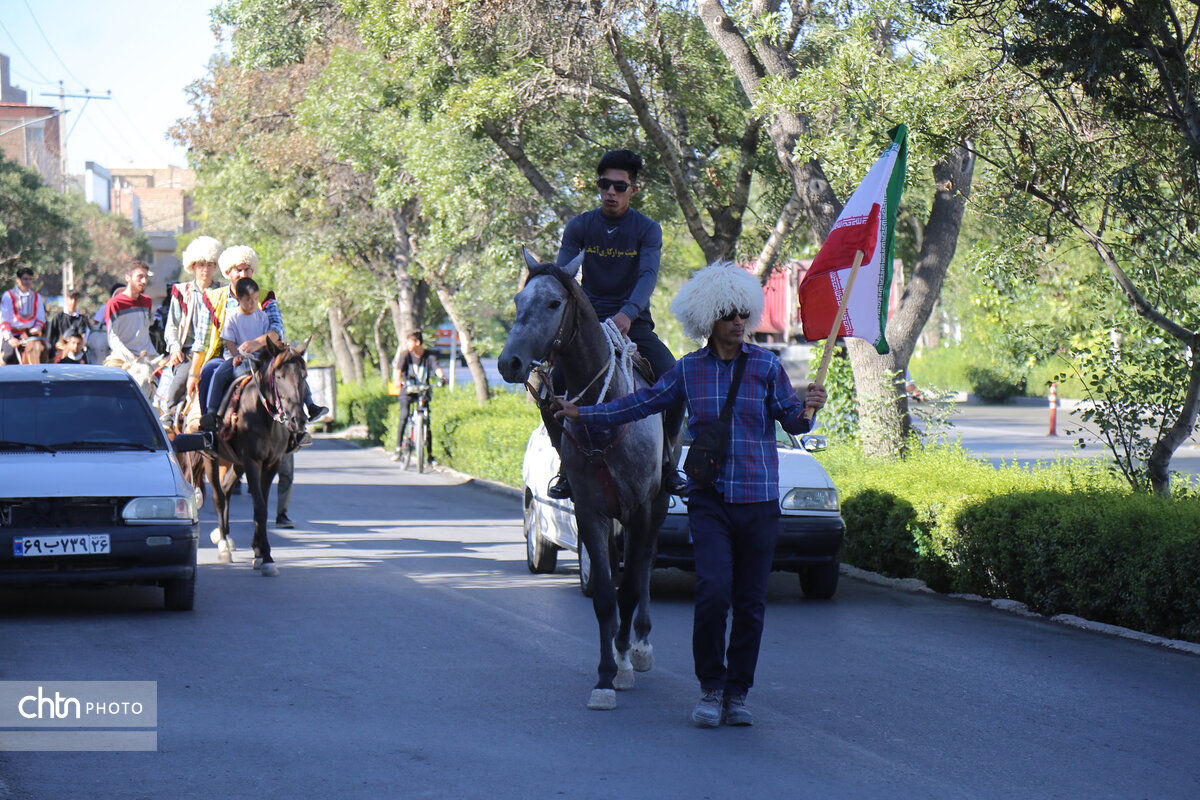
<box><xmin>38</xmin><ymin>83</ymin><xmax>111</xmax><ymax>293</ymax></box>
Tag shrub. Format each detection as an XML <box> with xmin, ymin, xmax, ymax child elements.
<box><xmin>337</xmin><ymin>380</ymin><xmax>395</xmax><ymax>445</ymax></box>
<box><xmin>965</xmin><ymin>365</ymin><xmax>1026</xmax><ymax>403</ymax></box>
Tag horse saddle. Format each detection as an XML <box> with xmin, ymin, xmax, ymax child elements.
<box><xmin>630</xmin><ymin>349</ymin><xmax>655</xmax><ymax>386</ymax></box>
<box><xmin>216</xmin><ymin>374</ymin><xmax>255</xmax><ymax>441</ymax></box>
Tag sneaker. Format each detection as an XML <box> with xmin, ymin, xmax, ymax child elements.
<box><xmin>547</xmin><ymin>473</ymin><xmax>572</xmax><ymax>500</ymax></box>
<box><xmin>663</xmin><ymin>468</ymin><xmax>689</xmax><ymax>496</ymax></box>
<box><xmin>390</xmin><ymin>449</ymin><xmax>402</xmax><ymax>462</ymax></box>
<box><xmin>691</xmin><ymin>689</ymin><xmax>723</xmax><ymax>728</ymax></box>
<box><xmin>722</xmin><ymin>694</ymin><xmax>753</xmax><ymax>726</ymax></box>
<box><xmin>307</xmin><ymin>403</ymin><xmax>329</xmax><ymax>421</ymax></box>
<box><xmin>198</xmin><ymin>412</ymin><xmax>219</xmax><ymax>432</ymax></box>
<box><xmin>274</xmin><ymin>513</ymin><xmax>294</xmax><ymax>529</ymax></box>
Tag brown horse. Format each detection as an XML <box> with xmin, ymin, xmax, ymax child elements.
<box><xmin>203</xmin><ymin>338</ymin><xmax>310</xmax><ymax>577</ymax></box>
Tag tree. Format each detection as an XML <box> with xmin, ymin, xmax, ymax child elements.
<box><xmin>0</xmin><ymin>153</ymin><xmax>75</xmax><ymax>286</ymax></box>
<box><xmin>698</xmin><ymin>0</ymin><xmax>977</xmax><ymax>459</ymax></box>
<box><xmin>932</xmin><ymin>0</ymin><xmax>1200</xmax><ymax>494</ymax></box>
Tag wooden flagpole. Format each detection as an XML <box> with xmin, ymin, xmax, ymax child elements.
<box><xmin>804</xmin><ymin>249</ymin><xmax>865</xmax><ymax>420</ymax></box>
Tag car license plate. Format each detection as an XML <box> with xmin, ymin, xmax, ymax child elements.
<box><xmin>13</xmin><ymin>534</ymin><xmax>111</xmax><ymax>557</ymax></box>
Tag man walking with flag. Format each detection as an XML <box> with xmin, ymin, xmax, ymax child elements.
<box><xmin>554</xmin><ymin>262</ymin><xmax>827</xmax><ymax>728</ymax></box>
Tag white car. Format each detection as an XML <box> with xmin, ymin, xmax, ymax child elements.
<box><xmin>521</xmin><ymin>419</ymin><xmax>845</xmax><ymax>598</ymax></box>
<box><xmin>0</xmin><ymin>365</ymin><xmax>205</xmax><ymax>610</ymax></box>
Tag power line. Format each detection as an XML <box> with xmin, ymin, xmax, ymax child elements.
<box><xmin>9</xmin><ymin>66</ymin><xmax>55</xmax><ymax>88</ymax></box>
<box><xmin>21</xmin><ymin>0</ymin><xmax>85</xmax><ymax>89</ymax></box>
<box><xmin>0</xmin><ymin>16</ymin><xmax>53</xmax><ymax>84</ymax></box>
<box><xmin>94</xmin><ymin>101</ymin><xmax>153</xmax><ymax>163</ymax></box>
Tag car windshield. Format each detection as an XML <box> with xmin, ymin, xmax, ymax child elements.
<box><xmin>681</xmin><ymin>414</ymin><xmax>798</xmax><ymax>450</ymax></box>
<box><xmin>0</xmin><ymin>380</ymin><xmax>167</xmax><ymax>451</ymax></box>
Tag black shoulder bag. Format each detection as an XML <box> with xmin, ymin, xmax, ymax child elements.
<box><xmin>682</xmin><ymin>351</ymin><xmax>748</xmax><ymax>487</ymax></box>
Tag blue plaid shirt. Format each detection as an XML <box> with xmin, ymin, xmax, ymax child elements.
<box><xmin>578</xmin><ymin>342</ymin><xmax>814</xmax><ymax>503</ymax></box>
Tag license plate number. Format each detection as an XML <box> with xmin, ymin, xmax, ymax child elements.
<box><xmin>14</xmin><ymin>534</ymin><xmax>111</xmax><ymax>557</ymax></box>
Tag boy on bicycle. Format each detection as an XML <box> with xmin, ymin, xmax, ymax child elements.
<box><xmin>391</xmin><ymin>330</ymin><xmax>446</xmax><ymax>462</ymax></box>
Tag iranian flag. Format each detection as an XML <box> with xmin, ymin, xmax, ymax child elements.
<box><xmin>799</xmin><ymin>125</ymin><xmax>907</xmax><ymax>355</ymax></box>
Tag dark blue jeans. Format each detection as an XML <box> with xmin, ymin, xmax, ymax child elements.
<box><xmin>687</xmin><ymin>487</ymin><xmax>780</xmax><ymax>697</ymax></box>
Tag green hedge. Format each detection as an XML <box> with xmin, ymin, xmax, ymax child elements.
<box><xmin>336</xmin><ymin>380</ymin><xmax>535</xmax><ymax>487</ymax></box>
<box><xmin>817</xmin><ymin>443</ymin><xmax>1200</xmax><ymax>642</ymax></box>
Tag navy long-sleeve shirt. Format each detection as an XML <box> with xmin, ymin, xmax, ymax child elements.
<box><xmin>577</xmin><ymin>342</ymin><xmax>815</xmax><ymax>502</ymax></box>
<box><xmin>557</xmin><ymin>207</ymin><xmax>662</xmax><ymax>323</ymax></box>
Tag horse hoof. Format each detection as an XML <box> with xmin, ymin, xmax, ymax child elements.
<box><xmin>209</xmin><ymin>528</ymin><xmax>222</xmax><ymax>545</ymax></box>
<box><xmin>216</xmin><ymin>539</ymin><xmax>232</xmax><ymax>557</ymax></box>
<box><xmin>587</xmin><ymin>689</ymin><xmax>617</xmax><ymax>710</ymax></box>
<box><xmin>261</xmin><ymin>562</ymin><xmax>279</xmax><ymax>577</ymax></box>
<box><xmin>613</xmin><ymin>669</ymin><xmax>635</xmax><ymax>691</ymax></box>
<box><xmin>252</xmin><ymin>556</ymin><xmax>263</xmax><ymax>570</ymax></box>
<box><xmin>216</xmin><ymin>552</ymin><xmax>232</xmax><ymax>565</ymax></box>
<box><xmin>631</xmin><ymin>642</ymin><xmax>654</xmax><ymax>672</ymax></box>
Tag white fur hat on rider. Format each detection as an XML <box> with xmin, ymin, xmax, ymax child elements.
<box><xmin>218</xmin><ymin>245</ymin><xmax>259</xmax><ymax>278</ymax></box>
<box><xmin>181</xmin><ymin>236</ymin><xmax>222</xmax><ymax>272</ymax></box>
<box><xmin>669</xmin><ymin>260</ymin><xmax>764</xmax><ymax>342</ymax></box>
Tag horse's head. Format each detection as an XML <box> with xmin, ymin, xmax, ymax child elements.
<box><xmin>257</xmin><ymin>335</ymin><xmax>310</xmax><ymax>433</ymax></box>
<box><xmin>498</xmin><ymin>247</ymin><xmax>585</xmax><ymax>384</ymax></box>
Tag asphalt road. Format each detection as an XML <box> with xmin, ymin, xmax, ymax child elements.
<box><xmin>1</xmin><ymin>440</ymin><xmax>1198</xmax><ymax>799</ymax></box>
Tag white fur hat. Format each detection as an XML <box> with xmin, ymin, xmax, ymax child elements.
<box><xmin>218</xmin><ymin>245</ymin><xmax>259</xmax><ymax>278</ymax></box>
<box><xmin>181</xmin><ymin>236</ymin><xmax>222</xmax><ymax>272</ymax></box>
<box><xmin>669</xmin><ymin>260</ymin><xmax>764</xmax><ymax>342</ymax></box>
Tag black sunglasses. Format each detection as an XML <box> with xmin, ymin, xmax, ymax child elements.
<box><xmin>596</xmin><ymin>178</ymin><xmax>632</xmax><ymax>193</ymax></box>
<box><xmin>719</xmin><ymin>310</ymin><xmax>751</xmax><ymax>322</ymax></box>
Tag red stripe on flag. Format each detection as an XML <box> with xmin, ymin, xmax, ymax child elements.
<box><xmin>803</xmin><ymin>203</ymin><xmax>880</xmax><ymax>281</ymax></box>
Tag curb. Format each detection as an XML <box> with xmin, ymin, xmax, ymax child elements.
<box><xmin>842</xmin><ymin>565</ymin><xmax>1200</xmax><ymax>656</ymax></box>
<box><xmin>364</xmin><ymin>446</ymin><xmax>1199</xmax><ymax>657</ymax></box>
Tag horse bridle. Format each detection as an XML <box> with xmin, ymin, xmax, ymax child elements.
<box><xmin>255</xmin><ymin>348</ymin><xmax>304</xmax><ymax>432</ymax></box>
<box><xmin>522</xmin><ymin>266</ymin><xmax>581</xmax><ymax>409</ymax></box>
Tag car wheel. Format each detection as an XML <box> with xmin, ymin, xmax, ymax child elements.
<box><xmin>164</xmin><ymin>574</ymin><xmax>196</xmax><ymax>611</ymax></box>
<box><xmin>524</xmin><ymin>495</ymin><xmax>558</xmax><ymax>574</ymax></box>
<box><xmin>799</xmin><ymin>560</ymin><xmax>839</xmax><ymax>599</ymax></box>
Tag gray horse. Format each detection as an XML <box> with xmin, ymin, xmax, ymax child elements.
<box><xmin>498</xmin><ymin>248</ymin><xmax>671</xmax><ymax>710</ymax></box>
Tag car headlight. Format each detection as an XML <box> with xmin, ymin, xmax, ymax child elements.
<box><xmin>123</xmin><ymin>496</ymin><xmax>197</xmax><ymax>524</ymax></box>
<box><xmin>780</xmin><ymin>488</ymin><xmax>839</xmax><ymax>511</ymax></box>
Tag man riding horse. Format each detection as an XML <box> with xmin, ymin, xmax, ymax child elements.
<box><xmin>544</xmin><ymin>149</ymin><xmax>687</xmax><ymax>500</ymax></box>
<box><xmin>158</xmin><ymin>235</ymin><xmax>223</xmax><ymax>426</ymax></box>
<box><xmin>102</xmin><ymin>260</ymin><xmax>162</xmax><ymax>366</ymax></box>
<box><xmin>194</xmin><ymin>245</ymin><xmax>327</xmax><ymax>443</ymax></box>
<box><xmin>1</xmin><ymin>267</ymin><xmax>47</xmax><ymax>365</ymax></box>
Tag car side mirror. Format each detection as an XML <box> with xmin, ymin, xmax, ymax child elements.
<box><xmin>801</xmin><ymin>435</ymin><xmax>827</xmax><ymax>452</ymax></box>
<box><xmin>172</xmin><ymin>433</ymin><xmax>208</xmax><ymax>453</ymax></box>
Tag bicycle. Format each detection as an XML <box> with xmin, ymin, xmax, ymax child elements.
<box><xmin>396</xmin><ymin>381</ymin><xmax>433</xmax><ymax>472</ymax></box>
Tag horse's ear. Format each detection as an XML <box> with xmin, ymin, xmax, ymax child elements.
<box><xmin>295</xmin><ymin>333</ymin><xmax>313</xmax><ymax>356</ymax></box>
<box><xmin>522</xmin><ymin>246</ymin><xmax>542</xmax><ymax>273</ymax></box>
<box><xmin>560</xmin><ymin>250</ymin><xmax>584</xmax><ymax>280</ymax></box>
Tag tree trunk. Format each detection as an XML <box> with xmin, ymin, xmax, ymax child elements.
<box><xmin>431</xmin><ymin>279</ymin><xmax>490</xmax><ymax>405</ymax></box>
<box><xmin>342</xmin><ymin>324</ymin><xmax>365</xmax><ymax>384</ymax></box>
<box><xmin>373</xmin><ymin>305</ymin><xmax>390</xmax><ymax>384</ymax></box>
<box><xmin>327</xmin><ymin>305</ymin><xmax>357</xmax><ymax>382</ymax></box>
<box><xmin>1147</xmin><ymin>342</ymin><xmax>1200</xmax><ymax>495</ymax></box>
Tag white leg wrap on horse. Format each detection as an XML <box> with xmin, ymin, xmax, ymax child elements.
<box><xmin>210</xmin><ymin>528</ymin><xmax>222</xmax><ymax>545</ymax></box>
<box><xmin>261</xmin><ymin>562</ymin><xmax>279</xmax><ymax>577</ymax></box>
<box><xmin>587</xmin><ymin>689</ymin><xmax>617</xmax><ymax>710</ymax></box>
<box><xmin>252</xmin><ymin>556</ymin><xmax>263</xmax><ymax>570</ymax></box>
<box><xmin>631</xmin><ymin>641</ymin><xmax>654</xmax><ymax>672</ymax></box>
<box><xmin>613</xmin><ymin>643</ymin><xmax>635</xmax><ymax>689</ymax></box>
